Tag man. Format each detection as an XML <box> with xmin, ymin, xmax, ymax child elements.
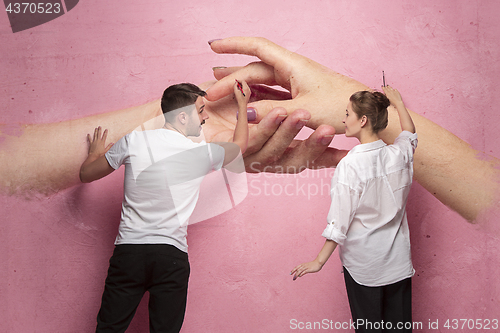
<box><xmin>80</xmin><ymin>82</ymin><xmax>250</xmax><ymax>333</ymax></box>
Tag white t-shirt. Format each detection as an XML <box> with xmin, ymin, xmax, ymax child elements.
<box><xmin>105</xmin><ymin>129</ymin><xmax>225</xmax><ymax>253</ymax></box>
<box><xmin>322</xmin><ymin>131</ymin><xmax>418</xmax><ymax>286</ymax></box>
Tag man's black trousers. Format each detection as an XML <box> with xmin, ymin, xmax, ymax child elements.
<box><xmin>96</xmin><ymin>244</ymin><xmax>190</xmax><ymax>333</ymax></box>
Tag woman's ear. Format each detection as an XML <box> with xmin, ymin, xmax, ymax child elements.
<box><xmin>360</xmin><ymin>115</ymin><xmax>368</xmax><ymax>128</ymax></box>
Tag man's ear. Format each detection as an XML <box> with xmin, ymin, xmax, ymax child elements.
<box><xmin>178</xmin><ymin>111</ymin><xmax>188</xmax><ymax>125</ymax></box>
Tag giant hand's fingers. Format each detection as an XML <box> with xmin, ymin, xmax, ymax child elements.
<box><xmin>245</xmin><ymin>124</ymin><xmax>346</xmax><ymax>173</ymax></box>
<box><xmin>207</xmin><ymin>61</ymin><xmax>282</xmax><ymax>101</ymax></box>
<box><xmin>244</xmin><ymin>109</ymin><xmax>310</xmax><ymax>172</ymax></box>
<box><xmin>207</xmin><ymin>37</ymin><xmax>308</xmax><ymax>101</ymax></box>
<box><xmin>244</xmin><ymin>108</ymin><xmax>288</xmax><ymax>155</ymax></box>
<box><xmin>274</xmin><ymin>125</ymin><xmax>341</xmax><ymax>172</ymax></box>
<box><xmin>209</xmin><ymin>37</ymin><xmax>297</xmax><ymax>69</ymax></box>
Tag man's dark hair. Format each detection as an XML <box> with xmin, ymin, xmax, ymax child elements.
<box><xmin>161</xmin><ymin>83</ymin><xmax>206</xmax><ymax>115</ymax></box>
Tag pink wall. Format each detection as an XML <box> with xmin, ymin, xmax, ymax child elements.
<box><xmin>1</xmin><ymin>1</ymin><xmax>499</xmax><ymax>332</ymax></box>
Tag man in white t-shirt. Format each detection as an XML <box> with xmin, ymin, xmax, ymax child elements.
<box><xmin>80</xmin><ymin>82</ymin><xmax>250</xmax><ymax>333</ymax></box>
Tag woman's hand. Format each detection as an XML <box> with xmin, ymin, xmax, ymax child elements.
<box><xmin>290</xmin><ymin>260</ymin><xmax>324</xmax><ymax>280</ymax></box>
<box><xmin>382</xmin><ymin>85</ymin><xmax>404</xmax><ymax>108</ymax></box>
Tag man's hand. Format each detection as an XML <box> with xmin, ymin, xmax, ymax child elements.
<box><xmin>80</xmin><ymin>126</ymin><xmax>115</xmax><ymax>183</ymax></box>
<box><xmin>86</xmin><ymin>126</ymin><xmax>114</xmax><ymax>159</ymax></box>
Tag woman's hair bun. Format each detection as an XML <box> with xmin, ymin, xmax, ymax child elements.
<box><xmin>372</xmin><ymin>91</ymin><xmax>391</xmax><ymax>110</ymax></box>
<box><xmin>349</xmin><ymin>90</ymin><xmax>390</xmax><ymax>133</ymax></box>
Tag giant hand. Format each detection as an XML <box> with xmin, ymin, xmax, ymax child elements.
<box><xmin>206</xmin><ymin>37</ymin><xmax>367</xmax><ymax>133</ymax></box>
<box><xmin>206</xmin><ymin>37</ymin><xmax>500</xmax><ymax>222</ymax></box>
<box><xmin>199</xmin><ymin>80</ymin><xmax>347</xmax><ymax>173</ymax></box>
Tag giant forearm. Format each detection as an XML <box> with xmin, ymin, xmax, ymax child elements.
<box><xmin>289</xmin><ymin>68</ymin><xmax>498</xmax><ymax>222</ymax></box>
<box><xmin>381</xmin><ymin>108</ymin><xmax>498</xmax><ymax>222</ymax></box>
<box><xmin>314</xmin><ymin>93</ymin><xmax>498</xmax><ymax>222</ymax></box>
<box><xmin>0</xmin><ymin>100</ymin><xmax>162</xmax><ymax>195</ymax></box>
<box><xmin>297</xmin><ymin>76</ymin><xmax>498</xmax><ymax>221</ymax></box>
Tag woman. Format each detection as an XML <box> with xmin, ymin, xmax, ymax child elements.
<box><xmin>291</xmin><ymin>86</ymin><xmax>417</xmax><ymax>332</ymax></box>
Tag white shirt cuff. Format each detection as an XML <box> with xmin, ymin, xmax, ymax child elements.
<box><xmin>322</xmin><ymin>224</ymin><xmax>347</xmax><ymax>245</ymax></box>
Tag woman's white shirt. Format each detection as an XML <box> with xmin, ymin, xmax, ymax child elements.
<box><xmin>322</xmin><ymin>131</ymin><xmax>418</xmax><ymax>286</ymax></box>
